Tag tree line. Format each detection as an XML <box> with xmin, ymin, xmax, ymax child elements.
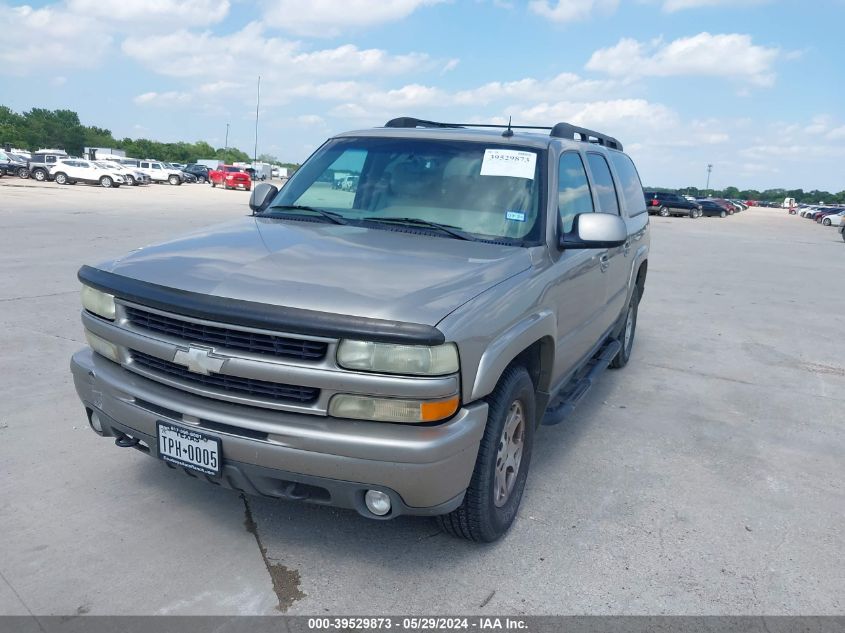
<box><xmin>0</xmin><ymin>106</ymin><xmax>300</xmax><ymax>167</ymax></box>
<box><xmin>653</xmin><ymin>185</ymin><xmax>845</xmax><ymax>205</ymax></box>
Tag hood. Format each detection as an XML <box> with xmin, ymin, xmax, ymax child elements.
<box><xmin>101</xmin><ymin>217</ymin><xmax>532</xmax><ymax>326</ymax></box>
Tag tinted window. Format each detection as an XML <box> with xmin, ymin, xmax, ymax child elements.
<box><xmin>608</xmin><ymin>153</ymin><xmax>645</xmax><ymax>216</ymax></box>
<box><xmin>586</xmin><ymin>153</ymin><xmax>619</xmax><ymax>215</ymax></box>
<box><xmin>557</xmin><ymin>152</ymin><xmax>594</xmax><ymax>233</ymax></box>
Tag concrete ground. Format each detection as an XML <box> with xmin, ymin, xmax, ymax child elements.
<box><xmin>0</xmin><ymin>179</ymin><xmax>842</xmax><ymax>616</ymax></box>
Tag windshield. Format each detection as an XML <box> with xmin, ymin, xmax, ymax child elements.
<box><xmin>266</xmin><ymin>137</ymin><xmax>544</xmax><ymax>243</ymax></box>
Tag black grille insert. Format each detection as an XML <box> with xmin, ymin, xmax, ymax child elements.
<box><xmin>130</xmin><ymin>350</ymin><xmax>320</xmax><ymax>404</ymax></box>
<box><xmin>125</xmin><ymin>306</ymin><xmax>328</xmax><ymax>361</ymax></box>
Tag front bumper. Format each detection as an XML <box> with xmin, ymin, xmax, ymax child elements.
<box><xmin>70</xmin><ymin>349</ymin><xmax>487</xmax><ymax>518</ymax></box>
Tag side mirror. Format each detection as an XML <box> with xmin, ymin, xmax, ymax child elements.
<box><xmin>559</xmin><ymin>213</ymin><xmax>627</xmax><ymax>250</ymax></box>
<box><xmin>249</xmin><ymin>183</ymin><xmax>278</xmax><ymax>214</ymax></box>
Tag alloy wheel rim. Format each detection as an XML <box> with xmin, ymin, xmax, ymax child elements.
<box><xmin>494</xmin><ymin>400</ymin><xmax>525</xmax><ymax>508</ymax></box>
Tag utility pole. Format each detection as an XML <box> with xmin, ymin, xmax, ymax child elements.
<box><xmin>224</xmin><ymin>123</ymin><xmax>229</xmax><ymax>153</ymax></box>
<box><xmin>705</xmin><ymin>163</ymin><xmax>713</xmax><ymax>194</ymax></box>
<box><xmin>253</xmin><ymin>76</ymin><xmax>261</xmax><ymax>166</ymax></box>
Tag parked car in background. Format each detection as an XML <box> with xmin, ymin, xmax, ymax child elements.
<box><xmin>94</xmin><ymin>161</ymin><xmax>150</xmax><ymax>186</ymax></box>
<box><xmin>27</xmin><ymin>149</ymin><xmax>69</xmax><ymax>181</ymax></box>
<box><xmin>696</xmin><ymin>199</ymin><xmax>730</xmax><ymax>218</ymax></box>
<box><xmin>706</xmin><ymin>199</ymin><xmax>736</xmax><ymax>215</ymax></box>
<box><xmin>822</xmin><ymin>210</ymin><xmax>845</xmax><ymax>226</ymax></box>
<box><xmin>49</xmin><ymin>159</ymin><xmax>125</xmax><ymax>188</ymax></box>
<box><xmin>816</xmin><ymin>208</ymin><xmax>843</xmax><ymax>224</ymax></box>
<box><xmin>0</xmin><ymin>150</ymin><xmax>29</xmax><ymax>178</ymax></box>
<box><xmin>119</xmin><ymin>159</ymin><xmax>184</xmax><ymax>185</ymax></box>
<box><xmin>645</xmin><ymin>191</ymin><xmax>702</xmax><ymax>218</ymax></box>
<box><xmin>183</xmin><ymin>164</ymin><xmax>211</xmax><ymax>183</ymax></box>
<box><xmin>209</xmin><ymin>164</ymin><xmax>252</xmax><ymax>190</ymax></box>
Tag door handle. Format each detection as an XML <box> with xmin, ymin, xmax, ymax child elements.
<box><xmin>623</xmin><ymin>240</ymin><xmax>631</xmax><ymax>256</ymax></box>
<box><xmin>599</xmin><ymin>253</ymin><xmax>609</xmax><ymax>272</ymax></box>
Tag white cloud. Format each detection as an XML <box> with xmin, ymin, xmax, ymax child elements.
<box><xmin>441</xmin><ymin>58</ymin><xmax>460</xmax><ymax>74</ymax></box>
<box><xmin>66</xmin><ymin>0</ymin><xmax>229</xmax><ymax>26</ymax></box>
<box><xmin>134</xmin><ymin>91</ymin><xmax>192</xmax><ymax>106</ymax></box>
<box><xmin>661</xmin><ymin>0</ymin><xmax>769</xmax><ymax>11</ymax></box>
<box><xmin>529</xmin><ymin>0</ymin><xmax>619</xmax><ymax>22</ymax></box>
<box><xmin>586</xmin><ymin>33</ymin><xmax>781</xmax><ymax>86</ymax></box>
<box><xmin>0</xmin><ymin>3</ymin><xmax>111</xmax><ymax>74</ymax></box>
<box><xmin>260</xmin><ymin>0</ymin><xmax>445</xmax><ymax>37</ymax></box>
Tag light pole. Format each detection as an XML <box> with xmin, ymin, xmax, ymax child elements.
<box><xmin>224</xmin><ymin>123</ymin><xmax>229</xmax><ymax>153</ymax></box>
<box><xmin>705</xmin><ymin>163</ymin><xmax>713</xmax><ymax>195</ymax></box>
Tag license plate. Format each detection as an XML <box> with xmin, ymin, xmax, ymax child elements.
<box><xmin>156</xmin><ymin>421</ymin><xmax>221</xmax><ymax>476</ymax></box>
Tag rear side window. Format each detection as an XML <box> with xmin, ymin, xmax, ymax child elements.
<box><xmin>557</xmin><ymin>152</ymin><xmax>594</xmax><ymax>233</ymax></box>
<box><xmin>586</xmin><ymin>153</ymin><xmax>619</xmax><ymax>215</ymax></box>
<box><xmin>609</xmin><ymin>152</ymin><xmax>646</xmax><ymax>216</ymax></box>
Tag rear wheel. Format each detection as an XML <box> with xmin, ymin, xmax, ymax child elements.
<box><xmin>437</xmin><ymin>365</ymin><xmax>535</xmax><ymax>542</ymax></box>
<box><xmin>99</xmin><ymin>176</ymin><xmax>113</xmax><ymax>188</ymax></box>
<box><xmin>823</xmin><ymin>218</ymin><xmax>831</xmax><ymax>226</ymax></box>
<box><xmin>32</xmin><ymin>169</ymin><xmax>47</xmax><ymax>182</ymax></box>
<box><xmin>54</xmin><ymin>172</ymin><xmax>68</xmax><ymax>185</ymax></box>
<box><xmin>17</xmin><ymin>167</ymin><xmax>29</xmax><ymax>179</ymax></box>
<box><xmin>611</xmin><ymin>285</ymin><xmax>640</xmax><ymax>369</ymax></box>
<box><xmin>168</xmin><ymin>175</ymin><xmax>181</xmax><ymax>185</ymax></box>
<box><xmin>659</xmin><ymin>206</ymin><xmax>670</xmax><ymax>217</ymax></box>
<box><xmin>720</xmin><ymin>210</ymin><xmax>726</xmax><ymax>218</ymax></box>
<box><xmin>125</xmin><ymin>175</ymin><xmax>135</xmax><ymax>186</ymax></box>
<box><xmin>197</xmin><ymin>176</ymin><xmax>206</xmax><ymax>184</ymax></box>
<box><xmin>211</xmin><ymin>180</ymin><xmax>216</xmax><ymax>188</ymax></box>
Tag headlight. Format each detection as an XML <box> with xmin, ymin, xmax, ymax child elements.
<box><xmin>81</xmin><ymin>285</ymin><xmax>115</xmax><ymax>320</ymax></box>
<box><xmin>337</xmin><ymin>340</ymin><xmax>459</xmax><ymax>376</ymax></box>
<box><xmin>329</xmin><ymin>394</ymin><xmax>459</xmax><ymax>423</ymax></box>
<box><xmin>84</xmin><ymin>330</ymin><xmax>119</xmax><ymax>363</ymax></box>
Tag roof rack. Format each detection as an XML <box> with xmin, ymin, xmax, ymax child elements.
<box><xmin>383</xmin><ymin>117</ymin><xmax>622</xmax><ymax>151</ymax></box>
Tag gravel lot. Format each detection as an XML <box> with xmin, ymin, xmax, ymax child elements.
<box><xmin>0</xmin><ymin>179</ymin><xmax>843</xmax><ymax>616</ymax></box>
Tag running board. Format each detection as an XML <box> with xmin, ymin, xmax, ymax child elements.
<box><xmin>542</xmin><ymin>339</ymin><xmax>622</xmax><ymax>426</ymax></box>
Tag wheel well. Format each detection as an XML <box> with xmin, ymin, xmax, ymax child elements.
<box><xmin>507</xmin><ymin>336</ymin><xmax>554</xmax><ymax>394</ymax></box>
<box><xmin>635</xmin><ymin>261</ymin><xmax>648</xmax><ymax>300</ymax></box>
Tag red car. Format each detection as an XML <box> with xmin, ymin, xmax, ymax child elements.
<box><xmin>209</xmin><ymin>165</ymin><xmax>252</xmax><ymax>191</ymax></box>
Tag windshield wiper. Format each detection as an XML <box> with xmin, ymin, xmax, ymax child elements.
<box><xmin>362</xmin><ymin>216</ymin><xmax>476</xmax><ymax>241</ymax></box>
<box><xmin>265</xmin><ymin>204</ymin><xmax>348</xmax><ymax>225</ymax></box>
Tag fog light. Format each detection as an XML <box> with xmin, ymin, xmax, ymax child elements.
<box><xmin>364</xmin><ymin>490</ymin><xmax>391</xmax><ymax>516</ymax></box>
<box><xmin>89</xmin><ymin>410</ymin><xmax>103</xmax><ymax>434</ymax></box>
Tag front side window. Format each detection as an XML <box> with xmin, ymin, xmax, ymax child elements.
<box><xmin>268</xmin><ymin>137</ymin><xmax>544</xmax><ymax>244</ymax></box>
<box><xmin>152</xmin><ymin>163</ymin><xmax>162</xmax><ymax>170</ymax></box>
<box><xmin>557</xmin><ymin>152</ymin><xmax>594</xmax><ymax>234</ymax></box>
<box><xmin>586</xmin><ymin>153</ymin><xmax>620</xmax><ymax>215</ymax></box>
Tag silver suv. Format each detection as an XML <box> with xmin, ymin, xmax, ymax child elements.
<box><xmin>71</xmin><ymin>117</ymin><xmax>650</xmax><ymax>541</ymax></box>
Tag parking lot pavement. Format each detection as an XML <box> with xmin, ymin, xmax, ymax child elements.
<box><xmin>1</xmin><ymin>181</ymin><xmax>843</xmax><ymax>616</ymax></box>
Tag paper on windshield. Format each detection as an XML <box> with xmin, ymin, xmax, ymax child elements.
<box><xmin>480</xmin><ymin>149</ymin><xmax>536</xmax><ymax>180</ymax></box>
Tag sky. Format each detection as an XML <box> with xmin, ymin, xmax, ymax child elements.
<box><xmin>1</xmin><ymin>0</ymin><xmax>844</xmax><ymax>191</ymax></box>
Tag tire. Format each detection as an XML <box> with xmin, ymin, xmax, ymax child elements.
<box><xmin>53</xmin><ymin>172</ymin><xmax>68</xmax><ymax>185</ymax></box>
<box><xmin>611</xmin><ymin>285</ymin><xmax>640</xmax><ymax>369</ymax></box>
<box><xmin>197</xmin><ymin>176</ymin><xmax>206</xmax><ymax>184</ymax></box>
<box><xmin>100</xmin><ymin>176</ymin><xmax>113</xmax><ymax>188</ymax></box>
<box><xmin>720</xmin><ymin>210</ymin><xmax>726</xmax><ymax>218</ymax></box>
<box><xmin>823</xmin><ymin>218</ymin><xmax>831</xmax><ymax>226</ymax></box>
<box><xmin>659</xmin><ymin>206</ymin><xmax>670</xmax><ymax>217</ymax></box>
<box><xmin>125</xmin><ymin>175</ymin><xmax>135</xmax><ymax>186</ymax></box>
<box><xmin>32</xmin><ymin>169</ymin><xmax>47</xmax><ymax>182</ymax></box>
<box><xmin>17</xmin><ymin>167</ymin><xmax>29</xmax><ymax>179</ymax></box>
<box><xmin>169</xmin><ymin>175</ymin><xmax>181</xmax><ymax>185</ymax></box>
<box><xmin>437</xmin><ymin>366</ymin><xmax>536</xmax><ymax>542</ymax></box>
<box><xmin>211</xmin><ymin>181</ymin><xmax>216</xmax><ymax>188</ymax></box>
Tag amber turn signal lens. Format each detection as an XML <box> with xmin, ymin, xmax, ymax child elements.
<box><xmin>420</xmin><ymin>396</ymin><xmax>460</xmax><ymax>422</ymax></box>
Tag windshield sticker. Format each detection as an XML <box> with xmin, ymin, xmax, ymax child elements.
<box><xmin>506</xmin><ymin>211</ymin><xmax>527</xmax><ymax>222</ymax></box>
<box><xmin>480</xmin><ymin>149</ymin><xmax>537</xmax><ymax>180</ymax></box>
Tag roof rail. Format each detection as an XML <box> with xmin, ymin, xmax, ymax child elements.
<box><xmin>383</xmin><ymin>117</ymin><xmax>623</xmax><ymax>150</ymax></box>
<box><xmin>550</xmin><ymin>123</ymin><xmax>623</xmax><ymax>151</ymax></box>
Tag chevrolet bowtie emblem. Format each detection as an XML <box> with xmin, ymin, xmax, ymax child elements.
<box><xmin>173</xmin><ymin>347</ymin><xmax>225</xmax><ymax>376</ymax></box>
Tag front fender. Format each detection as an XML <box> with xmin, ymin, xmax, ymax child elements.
<box><xmin>469</xmin><ymin>309</ymin><xmax>556</xmax><ymax>402</ymax></box>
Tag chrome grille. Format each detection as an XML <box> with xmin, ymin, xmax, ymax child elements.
<box><xmin>130</xmin><ymin>350</ymin><xmax>320</xmax><ymax>404</ymax></box>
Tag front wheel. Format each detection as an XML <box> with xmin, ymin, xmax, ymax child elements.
<box><xmin>611</xmin><ymin>285</ymin><xmax>640</xmax><ymax>369</ymax></box>
<box><xmin>437</xmin><ymin>365</ymin><xmax>535</xmax><ymax>542</ymax></box>
<box><xmin>211</xmin><ymin>181</ymin><xmax>216</xmax><ymax>188</ymax></box>
<box><xmin>54</xmin><ymin>172</ymin><xmax>68</xmax><ymax>185</ymax></box>
<box><xmin>720</xmin><ymin>210</ymin><xmax>726</xmax><ymax>218</ymax></box>
<box><xmin>32</xmin><ymin>169</ymin><xmax>47</xmax><ymax>182</ymax></box>
<box><xmin>169</xmin><ymin>175</ymin><xmax>181</xmax><ymax>185</ymax></box>
<box><xmin>659</xmin><ymin>206</ymin><xmax>670</xmax><ymax>217</ymax></box>
<box><xmin>125</xmin><ymin>175</ymin><xmax>135</xmax><ymax>186</ymax></box>
<box><xmin>17</xmin><ymin>167</ymin><xmax>29</xmax><ymax>179</ymax></box>
<box><xmin>823</xmin><ymin>218</ymin><xmax>831</xmax><ymax>226</ymax></box>
<box><xmin>197</xmin><ymin>176</ymin><xmax>206</xmax><ymax>184</ymax></box>
<box><xmin>100</xmin><ymin>176</ymin><xmax>113</xmax><ymax>188</ymax></box>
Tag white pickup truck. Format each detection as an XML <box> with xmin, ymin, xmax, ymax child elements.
<box><xmin>119</xmin><ymin>159</ymin><xmax>184</xmax><ymax>185</ymax></box>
